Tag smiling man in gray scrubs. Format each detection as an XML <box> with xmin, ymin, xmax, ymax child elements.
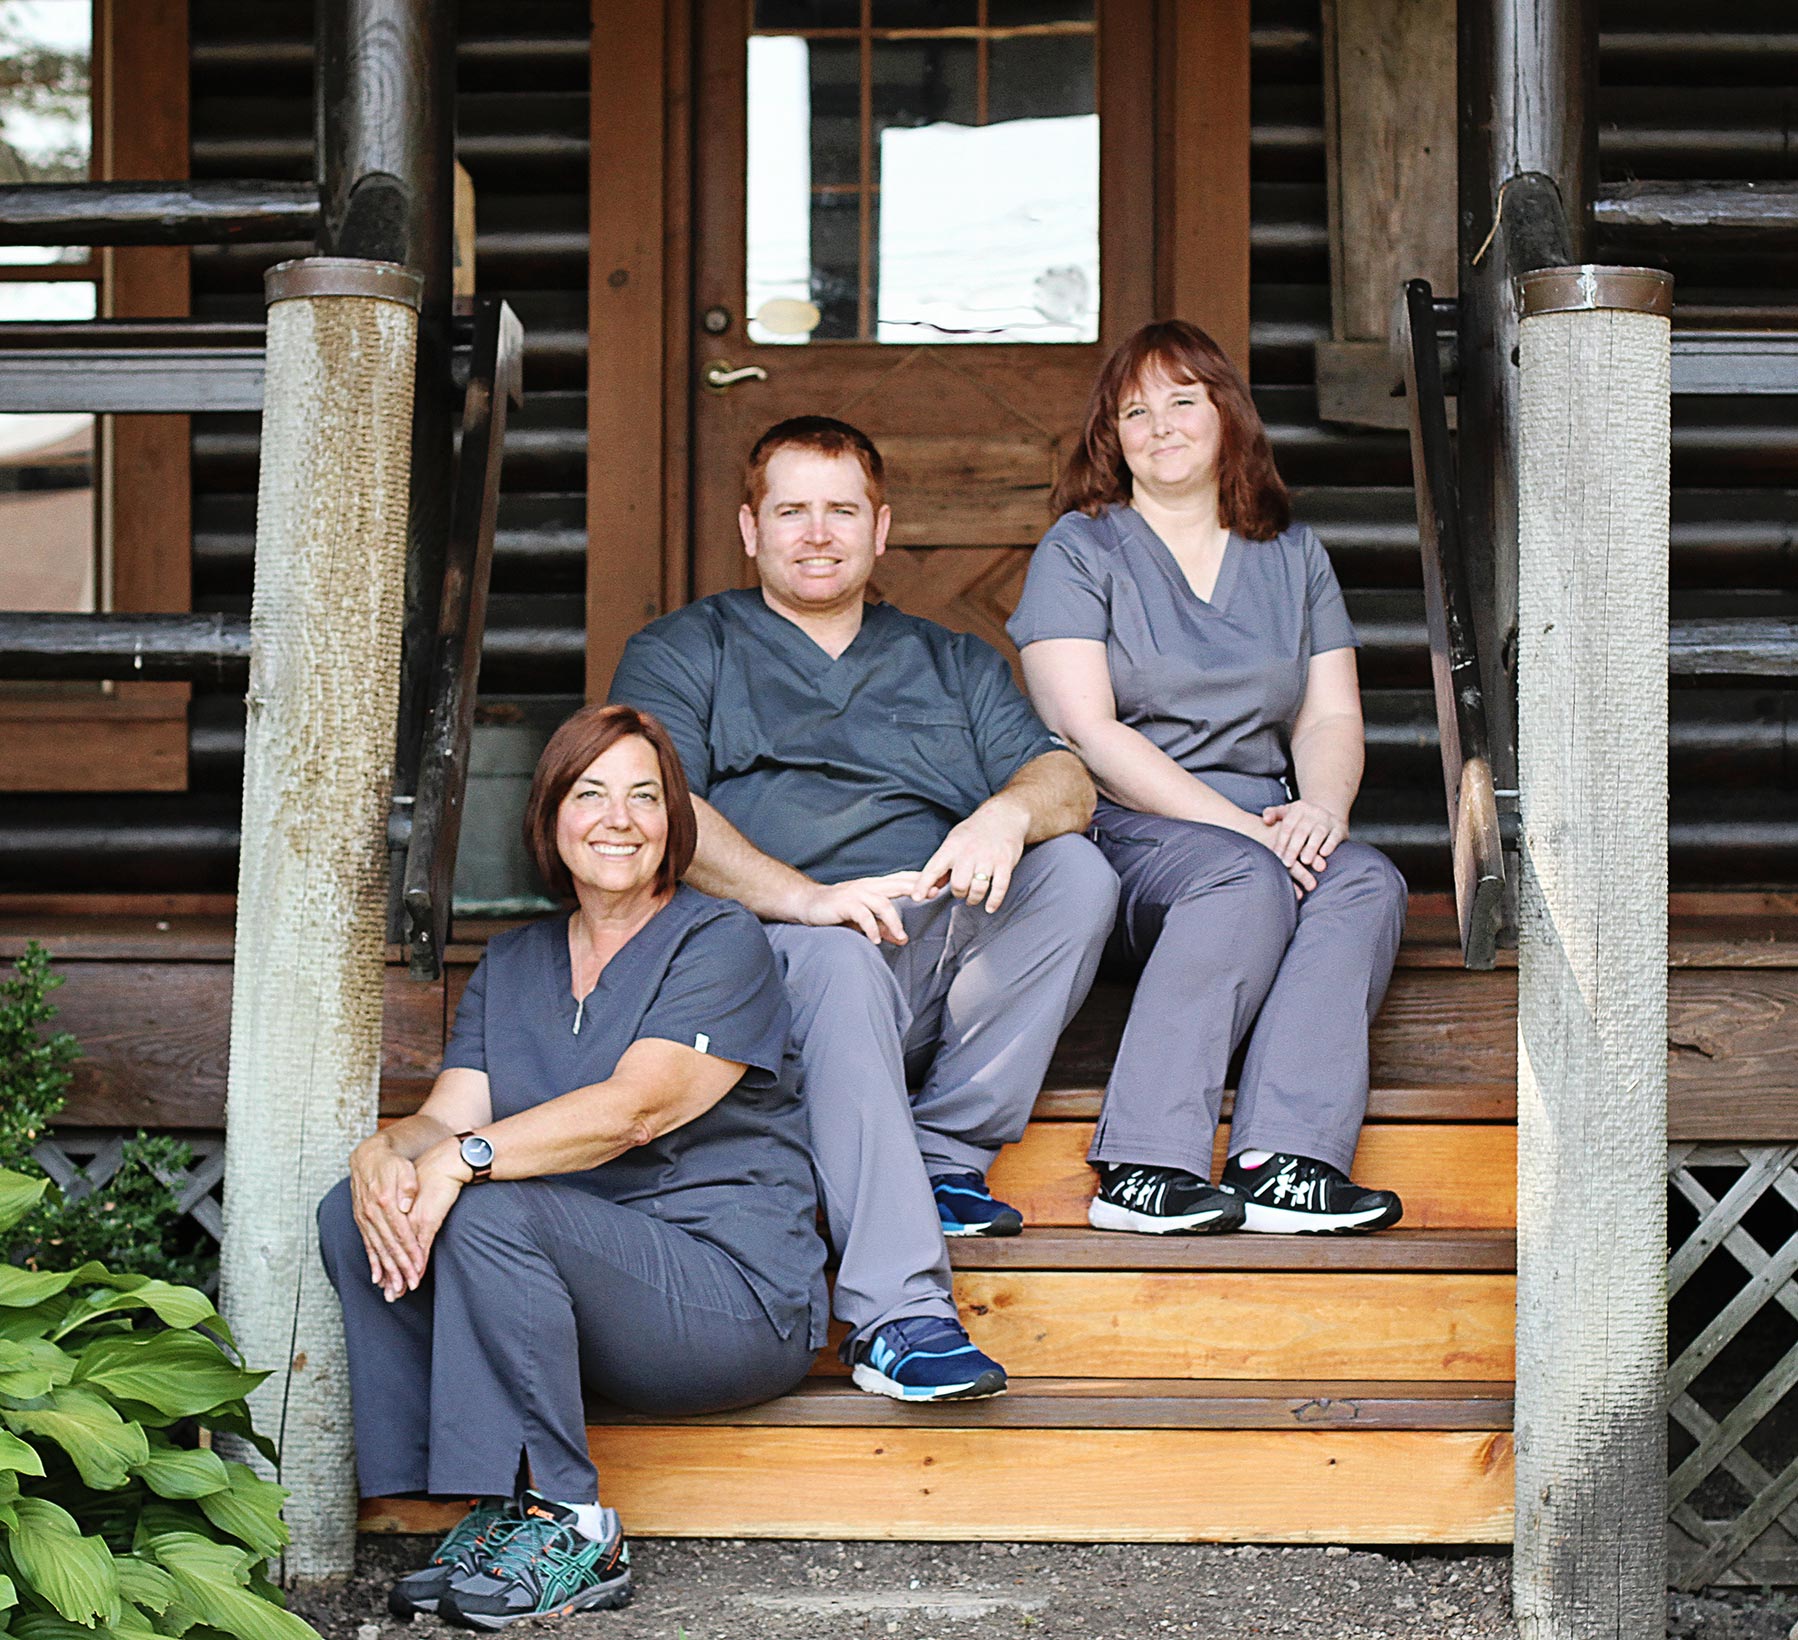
<box><xmin>609</xmin><ymin>416</ymin><xmax>1116</xmax><ymax>1403</ymax></box>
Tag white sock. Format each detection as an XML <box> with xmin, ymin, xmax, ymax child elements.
<box><xmin>563</xmin><ymin>1501</ymin><xmax>610</xmax><ymax>1542</ymax></box>
<box><xmin>1238</xmin><ymin>1149</ymin><xmax>1273</xmax><ymax>1168</ymax></box>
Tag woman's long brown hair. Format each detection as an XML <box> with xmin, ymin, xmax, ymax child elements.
<box><xmin>1050</xmin><ymin>319</ymin><xmax>1291</xmax><ymax>539</ymax></box>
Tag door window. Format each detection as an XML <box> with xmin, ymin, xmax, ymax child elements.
<box><xmin>0</xmin><ymin>0</ymin><xmax>97</xmax><ymax>634</ymax></box>
<box><xmin>745</xmin><ymin>0</ymin><xmax>1098</xmax><ymax>345</ymax></box>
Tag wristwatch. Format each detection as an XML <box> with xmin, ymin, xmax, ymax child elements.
<box><xmin>455</xmin><ymin>1131</ymin><xmax>494</xmax><ymax>1184</ymax></box>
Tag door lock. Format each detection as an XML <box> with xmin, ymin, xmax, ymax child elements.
<box><xmin>702</xmin><ymin>359</ymin><xmax>769</xmax><ymax>394</ymax></box>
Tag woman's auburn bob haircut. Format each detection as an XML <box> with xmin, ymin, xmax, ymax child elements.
<box><xmin>1049</xmin><ymin>318</ymin><xmax>1292</xmax><ymax>541</ymax></box>
<box><xmin>523</xmin><ymin>704</ymin><xmax>699</xmax><ymax>901</ymax></box>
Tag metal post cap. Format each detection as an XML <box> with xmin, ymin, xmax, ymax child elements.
<box><xmin>1518</xmin><ymin>265</ymin><xmax>1674</xmax><ymax>319</ymax></box>
<box><xmin>264</xmin><ymin>256</ymin><xmax>424</xmax><ymax>310</ymax></box>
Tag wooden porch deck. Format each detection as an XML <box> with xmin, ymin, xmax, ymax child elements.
<box><xmin>3</xmin><ymin>893</ymin><xmax>1793</xmax><ymax>1542</ymax></box>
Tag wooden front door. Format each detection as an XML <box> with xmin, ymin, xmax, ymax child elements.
<box><xmin>689</xmin><ymin>0</ymin><xmax>1154</xmax><ymax>657</ymax></box>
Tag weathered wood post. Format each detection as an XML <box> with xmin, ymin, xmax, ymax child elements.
<box><xmin>1513</xmin><ymin>264</ymin><xmax>1673</xmax><ymax>1638</ymax></box>
<box><xmin>219</xmin><ymin>257</ymin><xmax>421</xmax><ymax>1584</ymax></box>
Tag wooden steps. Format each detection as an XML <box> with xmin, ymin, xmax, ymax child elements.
<box><xmin>11</xmin><ymin>895</ymin><xmax>1794</xmax><ymax>1544</ymax></box>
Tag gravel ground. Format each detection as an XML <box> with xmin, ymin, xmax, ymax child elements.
<box><xmin>282</xmin><ymin>1537</ymin><xmax>1798</xmax><ymax>1640</ymax></box>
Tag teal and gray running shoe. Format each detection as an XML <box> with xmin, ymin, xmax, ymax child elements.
<box><xmin>439</xmin><ymin>1491</ymin><xmax>632</xmax><ymax>1630</ymax></box>
<box><xmin>388</xmin><ymin>1497</ymin><xmax>520</xmax><ymax>1618</ymax></box>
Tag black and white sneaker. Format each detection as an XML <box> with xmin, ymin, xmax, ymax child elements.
<box><xmin>1088</xmin><ymin>1163</ymin><xmax>1246</xmax><ymax>1235</ymax></box>
<box><xmin>1219</xmin><ymin>1152</ymin><xmax>1403</xmax><ymax>1234</ymax></box>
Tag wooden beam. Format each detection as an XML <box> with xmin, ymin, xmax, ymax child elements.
<box><xmin>218</xmin><ymin>261</ymin><xmax>422</xmax><ymax>1586</ymax></box>
<box><xmin>1513</xmin><ymin>266</ymin><xmax>1670</xmax><ymax>1637</ymax></box>
<box><xmin>587</xmin><ymin>0</ymin><xmax>669</xmax><ymax>700</ymax></box>
<box><xmin>1163</xmin><ymin>0</ymin><xmax>1250</xmax><ymax>373</ymax></box>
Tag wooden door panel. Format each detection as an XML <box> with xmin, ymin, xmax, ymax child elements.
<box><xmin>691</xmin><ymin>0</ymin><xmax>1153</xmax><ymax>604</ymax></box>
<box><xmin>868</xmin><ymin>546</ymin><xmax>1032</xmax><ymax>665</ymax></box>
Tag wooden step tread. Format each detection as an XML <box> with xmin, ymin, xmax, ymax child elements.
<box><xmin>365</xmin><ymin>1427</ymin><xmax>1515</xmax><ymax>1543</ymax></box>
<box><xmin>946</xmin><ymin>1228</ymin><xmax>1515</xmax><ymax>1271</ymax></box>
<box><xmin>587</xmin><ymin>1377</ymin><xmax>1515</xmax><ymax>1430</ymax></box>
<box><xmin>814</xmin><ymin>1269</ymin><xmax>1514</xmax><ymax>1382</ymax></box>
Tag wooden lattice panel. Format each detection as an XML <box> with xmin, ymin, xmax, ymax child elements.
<box><xmin>30</xmin><ymin>1130</ymin><xmax>224</xmax><ymax>1288</ymax></box>
<box><xmin>1668</xmin><ymin>1143</ymin><xmax>1798</xmax><ymax>1588</ymax></box>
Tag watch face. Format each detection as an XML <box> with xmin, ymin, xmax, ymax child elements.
<box><xmin>460</xmin><ymin>1134</ymin><xmax>495</xmax><ymax>1170</ymax></box>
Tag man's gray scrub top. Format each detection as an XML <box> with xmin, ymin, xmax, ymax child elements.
<box><xmin>442</xmin><ymin>885</ymin><xmax>828</xmax><ymax>1346</ymax></box>
<box><xmin>1006</xmin><ymin>505</ymin><xmax>1358</xmax><ymax>803</ymax></box>
<box><xmin>608</xmin><ymin>588</ymin><xmax>1061</xmax><ymax>880</ymax></box>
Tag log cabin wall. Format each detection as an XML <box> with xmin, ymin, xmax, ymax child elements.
<box><xmin>0</xmin><ymin>0</ymin><xmax>1790</xmax><ymax>896</ymax></box>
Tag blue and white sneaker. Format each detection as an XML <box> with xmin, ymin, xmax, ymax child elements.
<box><xmin>931</xmin><ymin>1171</ymin><xmax>1023</xmax><ymax>1238</ymax></box>
<box><xmin>851</xmin><ymin>1315</ymin><xmax>1008</xmax><ymax>1402</ymax></box>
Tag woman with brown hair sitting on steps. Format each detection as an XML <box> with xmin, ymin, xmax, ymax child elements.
<box><xmin>317</xmin><ymin>703</ymin><xmax>825</xmax><ymax>1631</ymax></box>
<box><xmin>1007</xmin><ymin>318</ymin><xmax>1408</xmax><ymax>1238</ymax></box>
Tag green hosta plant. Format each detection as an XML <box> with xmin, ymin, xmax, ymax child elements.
<box><xmin>0</xmin><ymin>1168</ymin><xmax>320</xmax><ymax>1638</ymax></box>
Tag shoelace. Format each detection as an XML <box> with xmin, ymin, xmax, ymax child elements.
<box><xmin>1112</xmin><ymin>1167</ymin><xmax>1168</xmax><ymax>1212</ymax></box>
<box><xmin>434</xmin><ymin>1502</ymin><xmax>510</xmax><ymax>1566</ymax></box>
<box><xmin>482</xmin><ymin>1513</ymin><xmax>580</xmax><ymax>1582</ymax></box>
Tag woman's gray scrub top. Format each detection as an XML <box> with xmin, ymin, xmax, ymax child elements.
<box><xmin>442</xmin><ymin>884</ymin><xmax>829</xmax><ymax>1348</ymax></box>
<box><xmin>1006</xmin><ymin>504</ymin><xmax>1358</xmax><ymax>811</ymax></box>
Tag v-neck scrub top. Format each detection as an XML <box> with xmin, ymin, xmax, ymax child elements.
<box><xmin>1006</xmin><ymin>506</ymin><xmax>1358</xmax><ymax>802</ymax></box>
<box><xmin>609</xmin><ymin>589</ymin><xmax>1062</xmax><ymax>880</ymax></box>
<box><xmin>441</xmin><ymin>885</ymin><xmax>828</xmax><ymax>1346</ymax></box>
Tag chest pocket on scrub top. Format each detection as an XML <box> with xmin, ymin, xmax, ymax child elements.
<box><xmin>889</xmin><ymin>713</ymin><xmax>982</xmax><ymax>809</ymax></box>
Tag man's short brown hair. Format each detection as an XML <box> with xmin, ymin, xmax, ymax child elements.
<box><xmin>522</xmin><ymin>704</ymin><xmax>698</xmax><ymax>900</ymax></box>
<box><xmin>743</xmin><ymin>415</ymin><xmax>886</xmax><ymax>513</ymax></box>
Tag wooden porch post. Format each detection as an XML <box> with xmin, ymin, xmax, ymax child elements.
<box><xmin>1512</xmin><ymin>265</ymin><xmax>1673</xmax><ymax>1638</ymax></box>
<box><xmin>218</xmin><ymin>258</ymin><xmax>421</xmax><ymax>1584</ymax></box>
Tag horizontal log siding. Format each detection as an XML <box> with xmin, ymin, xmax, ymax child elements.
<box><xmin>1251</xmin><ymin>0</ymin><xmax>1794</xmax><ymax>889</ymax></box>
<box><xmin>1</xmin><ymin>0</ymin><xmax>1790</xmax><ymax>890</ymax></box>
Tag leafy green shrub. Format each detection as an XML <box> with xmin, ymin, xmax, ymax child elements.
<box><xmin>0</xmin><ymin>1166</ymin><xmax>320</xmax><ymax>1638</ymax></box>
<box><xmin>0</xmin><ymin>944</ymin><xmax>208</xmax><ymax>1289</ymax></box>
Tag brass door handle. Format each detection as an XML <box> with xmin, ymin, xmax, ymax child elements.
<box><xmin>703</xmin><ymin>359</ymin><xmax>769</xmax><ymax>393</ymax></box>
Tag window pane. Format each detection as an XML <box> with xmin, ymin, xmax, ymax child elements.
<box><xmin>754</xmin><ymin>0</ymin><xmax>859</xmax><ymax>28</ymax></box>
<box><xmin>746</xmin><ymin>8</ymin><xmax>1099</xmax><ymax>343</ymax></box>
<box><xmin>808</xmin><ymin>40</ymin><xmax>859</xmax><ymax>187</ymax></box>
<box><xmin>870</xmin><ymin>0</ymin><xmax>978</xmax><ymax>27</ymax></box>
<box><xmin>988</xmin><ymin>0</ymin><xmax>1093</xmax><ymax>23</ymax></box>
<box><xmin>989</xmin><ymin>35</ymin><xmax>1094</xmax><ymax>124</ymax></box>
<box><xmin>0</xmin><ymin>0</ymin><xmax>92</xmax><ymax>268</ymax></box>
<box><xmin>0</xmin><ymin>280</ymin><xmax>97</xmax><ymax>622</ymax></box>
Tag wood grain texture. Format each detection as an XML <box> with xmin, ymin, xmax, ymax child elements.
<box><xmin>364</xmin><ymin>1428</ymin><xmax>1514</xmax><ymax>1542</ymax></box>
<box><xmin>988</xmin><ymin>1123</ymin><xmax>1517</xmax><ymax>1230</ymax></box>
<box><xmin>1323</xmin><ymin>0</ymin><xmax>1458</xmax><ymax>341</ymax></box>
<box><xmin>808</xmin><ymin>1270</ymin><xmax>1514</xmax><ymax>1382</ymax></box>
<box><xmin>47</xmin><ymin>961</ymin><xmax>444</xmax><ymax>1128</ymax></box>
<box><xmin>1164</xmin><ymin>0</ymin><xmax>1251</xmax><ymax>371</ymax></box>
<box><xmin>587</xmin><ymin>0</ymin><xmax>667</xmax><ymax>699</ymax></box>
<box><xmin>1514</xmin><ymin>301</ymin><xmax>1670</xmax><ymax>1628</ymax></box>
<box><xmin>589</xmin><ymin>1376</ymin><xmax>1514</xmax><ymax>1430</ymax></box>
<box><xmin>29</xmin><ymin>950</ymin><xmax>1798</xmax><ymax>1142</ymax></box>
<box><xmin>946</xmin><ymin>1227</ymin><xmax>1516</xmax><ymax>1272</ymax></box>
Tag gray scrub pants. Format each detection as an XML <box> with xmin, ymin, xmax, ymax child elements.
<box><xmin>765</xmin><ymin>833</ymin><xmax>1116</xmax><ymax>1347</ymax></box>
<box><xmin>1087</xmin><ymin>807</ymin><xmax>1407</xmax><ymax>1178</ymax></box>
<box><xmin>317</xmin><ymin>1176</ymin><xmax>815</xmax><ymax>1503</ymax></box>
